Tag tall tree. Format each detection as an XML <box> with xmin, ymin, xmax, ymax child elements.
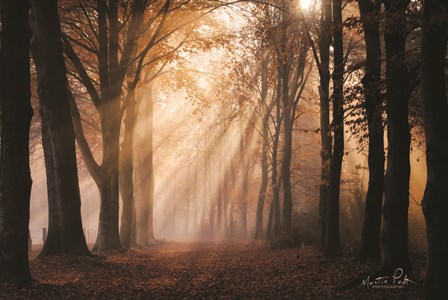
<box><xmin>30</xmin><ymin>0</ymin><xmax>90</xmax><ymax>256</ymax></box>
<box><xmin>255</xmin><ymin>54</ymin><xmax>272</xmax><ymax>239</ymax></box>
<box><xmin>304</xmin><ymin>0</ymin><xmax>332</xmax><ymax>250</ymax></box>
<box><xmin>358</xmin><ymin>0</ymin><xmax>384</xmax><ymax>262</ymax></box>
<box><xmin>270</xmin><ymin>76</ymin><xmax>283</xmax><ymax>237</ymax></box>
<box><xmin>421</xmin><ymin>0</ymin><xmax>448</xmax><ymax>297</ymax></box>
<box><xmin>325</xmin><ymin>0</ymin><xmax>344</xmax><ymax>256</ymax></box>
<box><xmin>280</xmin><ymin>1</ymin><xmax>293</xmax><ymax>234</ymax></box>
<box><xmin>381</xmin><ymin>0</ymin><xmax>412</xmax><ymax>274</ymax></box>
<box><xmin>0</xmin><ymin>0</ymin><xmax>33</xmax><ymax>282</ymax></box>
<box><xmin>306</xmin><ymin>0</ymin><xmax>332</xmax><ymax>250</ymax></box>
<box><xmin>63</xmin><ymin>0</ymin><xmax>155</xmax><ymax>251</ymax></box>
<box><xmin>135</xmin><ymin>79</ymin><xmax>156</xmax><ymax>244</ymax></box>
<box><xmin>119</xmin><ymin>72</ymin><xmax>138</xmax><ymax>249</ymax></box>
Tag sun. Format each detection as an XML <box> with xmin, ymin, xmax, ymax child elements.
<box><xmin>299</xmin><ymin>0</ymin><xmax>313</xmax><ymax>10</ymax></box>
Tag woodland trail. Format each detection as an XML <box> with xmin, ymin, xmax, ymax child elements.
<box><xmin>1</xmin><ymin>241</ymin><xmax>424</xmax><ymax>299</ymax></box>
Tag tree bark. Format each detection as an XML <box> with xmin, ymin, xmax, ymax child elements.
<box><xmin>358</xmin><ymin>0</ymin><xmax>384</xmax><ymax>262</ymax></box>
<box><xmin>381</xmin><ymin>0</ymin><xmax>412</xmax><ymax>274</ymax></box>
<box><xmin>255</xmin><ymin>112</ymin><xmax>270</xmax><ymax>239</ymax></box>
<box><xmin>421</xmin><ymin>0</ymin><xmax>448</xmax><ymax>297</ymax></box>
<box><xmin>119</xmin><ymin>88</ymin><xmax>137</xmax><ymax>249</ymax></box>
<box><xmin>266</xmin><ymin>201</ymin><xmax>274</xmax><ymax>240</ymax></box>
<box><xmin>62</xmin><ymin>0</ymin><xmax>148</xmax><ymax>252</ymax></box>
<box><xmin>272</xmin><ymin>76</ymin><xmax>283</xmax><ymax>237</ymax></box>
<box><xmin>30</xmin><ymin>0</ymin><xmax>90</xmax><ymax>256</ymax></box>
<box><xmin>216</xmin><ymin>162</ymin><xmax>223</xmax><ymax>234</ymax></box>
<box><xmin>318</xmin><ymin>0</ymin><xmax>332</xmax><ymax>250</ymax></box>
<box><xmin>280</xmin><ymin>4</ymin><xmax>293</xmax><ymax>234</ymax></box>
<box><xmin>0</xmin><ymin>0</ymin><xmax>33</xmax><ymax>283</ymax></box>
<box><xmin>325</xmin><ymin>0</ymin><xmax>344</xmax><ymax>256</ymax></box>
<box><xmin>137</xmin><ymin>85</ymin><xmax>155</xmax><ymax>244</ymax></box>
<box><xmin>223</xmin><ymin>165</ymin><xmax>230</xmax><ymax>236</ymax></box>
<box><xmin>93</xmin><ymin>105</ymin><xmax>122</xmax><ymax>251</ymax></box>
<box><xmin>255</xmin><ymin>56</ymin><xmax>270</xmax><ymax>240</ymax></box>
<box><xmin>241</xmin><ymin>161</ymin><xmax>249</xmax><ymax>238</ymax></box>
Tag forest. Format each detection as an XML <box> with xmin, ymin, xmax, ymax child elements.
<box><xmin>0</xmin><ymin>0</ymin><xmax>447</xmax><ymax>299</ymax></box>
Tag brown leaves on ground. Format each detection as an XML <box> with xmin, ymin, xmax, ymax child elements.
<box><xmin>0</xmin><ymin>241</ymin><xmax>424</xmax><ymax>299</ymax></box>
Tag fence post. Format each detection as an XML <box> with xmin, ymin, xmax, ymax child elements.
<box><xmin>42</xmin><ymin>227</ymin><xmax>47</xmax><ymax>244</ymax></box>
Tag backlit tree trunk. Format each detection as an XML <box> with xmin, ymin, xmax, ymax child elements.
<box><xmin>119</xmin><ymin>87</ymin><xmax>138</xmax><ymax>249</ymax></box>
<box><xmin>136</xmin><ymin>84</ymin><xmax>155</xmax><ymax>245</ymax></box>
<box><xmin>318</xmin><ymin>0</ymin><xmax>332</xmax><ymax>250</ymax></box>
<box><xmin>271</xmin><ymin>77</ymin><xmax>283</xmax><ymax>236</ymax></box>
<box><xmin>381</xmin><ymin>0</ymin><xmax>412</xmax><ymax>274</ymax></box>
<box><xmin>421</xmin><ymin>0</ymin><xmax>448</xmax><ymax>297</ymax></box>
<box><xmin>325</xmin><ymin>0</ymin><xmax>344</xmax><ymax>256</ymax></box>
<box><xmin>280</xmin><ymin>3</ymin><xmax>293</xmax><ymax>234</ymax></box>
<box><xmin>30</xmin><ymin>0</ymin><xmax>90</xmax><ymax>256</ymax></box>
<box><xmin>63</xmin><ymin>0</ymin><xmax>150</xmax><ymax>252</ymax></box>
<box><xmin>255</xmin><ymin>56</ymin><xmax>270</xmax><ymax>240</ymax></box>
<box><xmin>358</xmin><ymin>0</ymin><xmax>384</xmax><ymax>262</ymax></box>
<box><xmin>0</xmin><ymin>0</ymin><xmax>33</xmax><ymax>282</ymax></box>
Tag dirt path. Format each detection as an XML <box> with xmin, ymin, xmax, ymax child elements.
<box><xmin>0</xmin><ymin>241</ymin><xmax>424</xmax><ymax>299</ymax></box>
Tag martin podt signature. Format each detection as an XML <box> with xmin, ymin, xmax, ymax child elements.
<box><xmin>360</xmin><ymin>268</ymin><xmax>416</xmax><ymax>289</ymax></box>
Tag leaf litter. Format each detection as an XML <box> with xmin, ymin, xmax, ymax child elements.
<box><xmin>0</xmin><ymin>241</ymin><xmax>424</xmax><ymax>299</ymax></box>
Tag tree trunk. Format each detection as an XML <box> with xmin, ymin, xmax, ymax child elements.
<box><xmin>318</xmin><ymin>0</ymin><xmax>332</xmax><ymax>251</ymax></box>
<box><xmin>95</xmin><ymin>167</ymin><xmax>121</xmax><ymax>251</ymax></box>
<box><xmin>62</xmin><ymin>0</ymin><xmax>147</xmax><ymax>252</ymax></box>
<box><xmin>255</xmin><ymin>112</ymin><xmax>269</xmax><ymax>239</ymax></box>
<box><xmin>30</xmin><ymin>0</ymin><xmax>90</xmax><ymax>256</ymax></box>
<box><xmin>119</xmin><ymin>89</ymin><xmax>137</xmax><ymax>249</ymax></box>
<box><xmin>88</xmin><ymin>0</ymin><xmax>121</xmax><ymax>252</ymax></box>
<box><xmin>223</xmin><ymin>166</ymin><xmax>229</xmax><ymax>236</ymax></box>
<box><xmin>204</xmin><ymin>159</ymin><xmax>213</xmax><ymax>236</ymax></box>
<box><xmin>421</xmin><ymin>0</ymin><xmax>448</xmax><ymax>297</ymax></box>
<box><xmin>381</xmin><ymin>0</ymin><xmax>412</xmax><ymax>274</ymax></box>
<box><xmin>241</xmin><ymin>158</ymin><xmax>249</xmax><ymax>238</ymax></box>
<box><xmin>281</xmin><ymin>66</ymin><xmax>293</xmax><ymax>234</ymax></box>
<box><xmin>216</xmin><ymin>163</ymin><xmax>223</xmax><ymax>234</ymax></box>
<box><xmin>358</xmin><ymin>0</ymin><xmax>384</xmax><ymax>262</ymax></box>
<box><xmin>325</xmin><ymin>0</ymin><xmax>344</xmax><ymax>256</ymax></box>
<box><xmin>193</xmin><ymin>161</ymin><xmax>199</xmax><ymax>234</ymax></box>
<box><xmin>0</xmin><ymin>0</ymin><xmax>33</xmax><ymax>283</ymax></box>
<box><xmin>280</xmin><ymin>5</ymin><xmax>293</xmax><ymax>235</ymax></box>
<box><xmin>272</xmin><ymin>75</ymin><xmax>283</xmax><ymax>236</ymax></box>
<box><xmin>92</xmin><ymin>90</ymin><xmax>122</xmax><ymax>251</ymax></box>
<box><xmin>229</xmin><ymin>202</ymin><xmax>234</xmax><ymax>237</ymax></box>
<box><xmin>255</xmin><ymin>52</ymin><xmax>271</xmax><ymax>240</ymax></box>
<box><xmin>266</xmin><ymin>201</ymin><xmax>274</xmax><ymax>240</ymax></box>
<box><xmin>138</xmin><ymin>90</ymin><xmax>155</xmax><ymax>244</ymax></box>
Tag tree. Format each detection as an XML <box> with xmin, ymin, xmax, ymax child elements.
<box><xmin>63</xmin><ymin>0</ymin><xmax>156</xmax><ymax>251</ymax></box>
<box><xmin>421</xmin><ymin>0</ymin><xmax>448</xmax><ymax>297</ymax></box>
<box><xmin>381</xmin><ymin>0</ymin><xmax>412</xmax><ymax>274</ymax></box>
<box><xmin>358</xmin><ymin>0</ymin><xmax>384</xmax><ymax>262</ymax></box>
<box><xmin>30</xmin><ymin>0</ymin><xmax>90</xmax><ymax>256</ymax></box>
<box><xmin>0</xmin><ymin>0</ymin><xmax>34</xmax><ymax>283</ymax></box>
<box><xmin>255</xmin><ymin>53</ymin><xmax>272</xmax><ymax>239</ymax></box>
<box><xmin>325</xmin><ymin>0</ymin><xmax>344</xmax><ymax>256</ymax></box>
<box><xmin>119</xmin><ymin>68</ymin><xmax>138</xmax><ymax>248</ymax></box>
<box><xmin>279</xmin><ymin>1</ymin><xmax>293</xmax><ymax>234</ymax></box>
<box><xmin>304</xmin><ymin>0</ymin><xmax>332</xmax><ymax>250</ymax></box>
<box><xmin>63</xmin><ymin>0</ymin><xmax>212</xmax><ymax>249</ymax></box>
<box><xmin>270</xmin><ymin>76</ymin><xmax>283</xmax><ymax>238</ymax></box>
<box><xmin>134</xmin><ymin>75</ymin><xmax>156</xmax><ymax>244</ymax></box>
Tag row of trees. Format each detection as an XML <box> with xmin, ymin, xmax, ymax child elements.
<box><xmin>0</xmin><ymin>0</ymin><xmax>218</xmax><ymax>281</ymax></box>
<box><xmin>228</xmin><ymin>0</ymin><xmax>447</xmax><ymax>297</ymax></box>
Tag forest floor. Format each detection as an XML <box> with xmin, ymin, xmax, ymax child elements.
<box><xmin>0</xmin><ymin>241</ymin><xmax>425</xmax><ymax>299</ymax></box>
